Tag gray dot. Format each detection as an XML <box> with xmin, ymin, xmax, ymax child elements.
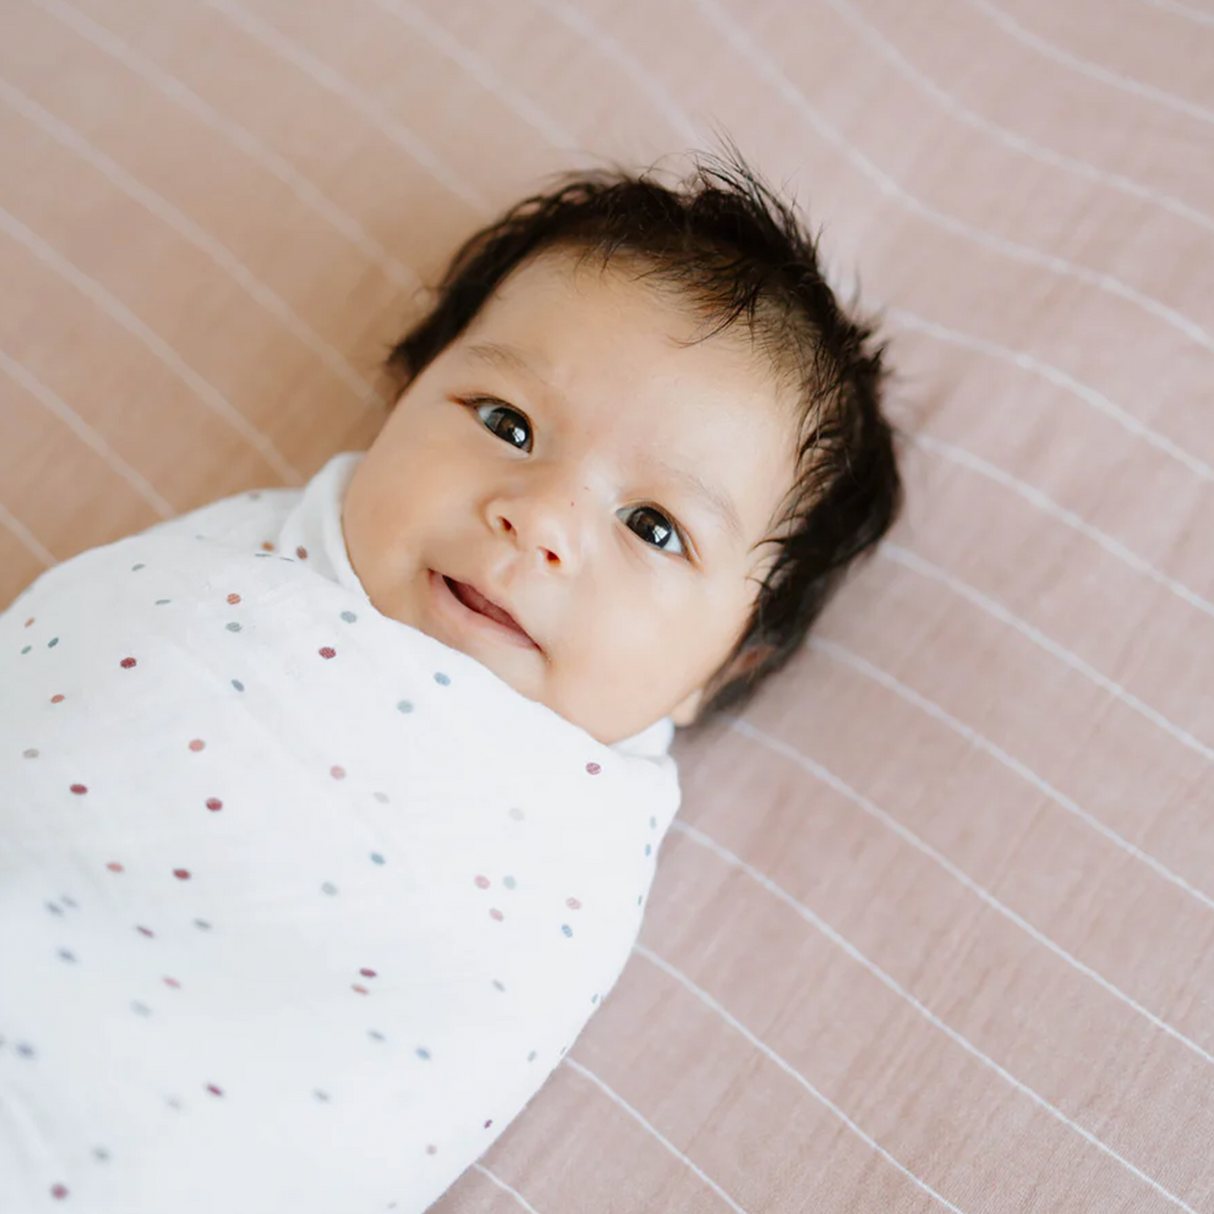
<box><xmin>527</xmin><ymin>1051</ymin><xmax>537</xmax><ymax>1062</ymax></box>
<box><xmin>23</xmin><ymin>748</ymin><xmax>38</xmax><ymax>759</ymax></box>
<box><xmin>503</xmin><ymin>876</ymin><xmax>516</xmax><ymax>890</ymax></box>
<box><xmin>46</xmin><ymin>902</ymin><xmax>63</xmax><ymax>916</ymax></box>
<box><xmin>340</xmin><ymin>611</ymin><xmax>357</xmax><ymax>623</ymax></box>
<box><xmin>415</xmin><ymin>1047</ymin><xmax>431</xmax><ymax>1060</ymax></box>
<box><xmin>226</xmin><ymin>622</ymin><xmax>242</xmax><ymax>633</ymax></box>
<box><xmin>561</xmin><ymin>924</ymin><xmax>572</xmax><ymax>938</ymax></box>
<box><xmin>194</xmin><ymin>919</ymin><xmax>212</xmax><ymax>931</ymax></box>
<box><xmin>396</xmin><ymin>700</ymin><xmax>413</xmax><ymax>714</ymax></box>
<box><xmin>650</xmin><ymin>816</ymin><xmax>657</xmax><ymax>829</ymax></box>
<box><xmin>61</xmin><ymin>895</ymin><xmax>77</xmax><ymax>909</ymax></box>
<box><xmin>370</xmin><ymin>853</ymin><xmax>385</xmax><ymax>865</ymax></box>
<box><xmin>492</xmin><ymin>979</ymin><xmax>506</xmax><ymax>992</ymax></box>
<box><xmin>314</xmin><ymin>1089</ymin><xmax>330</xmax><ymax>1103</ymax></box>
<box><xmin>155</xmin><ymin>599</ymin><xmax>171</xmax><ymax>606</ymax></box>
<box><xmin>20</xmin><ymin>645</ymin><xmax>30</xmax><ymax>655</ymax></box>
<box><xmin>433</xmin><ymin>672</ymin><xmax>450</xmax><ymax>686</ymax></box>
<box><xmin>131</xmin><ymin>1002</ymin><xmax>150</xmax><ymax>1017</ymax></box>
<box><xmin>131</xmin><ymin>563</ymin><xmax>145</xmax><ymax>572</ymax></box>
<box><xmin>254</xmin><ymin>552</ymin><xmax>271</xmax><ymax>558</ymax></box>
<box><xmin>93</xmin><ymin>1147</ymin><xmax>110</xmax><ymax>1163</ymax></box>
<box><xmin>165</xmin><ymin>1097</ymin><xmax>182</xmax><ymax>1111</ymax></box>
<box><xmin>58</xmin><ymin>949</ymin><xmax>77</xmax><ymax>963</ymax></box>
<box><xmin>368</xmin><ymin>1030</ymin><xmax>386</xmax><ymax>1043</ymax></box>
<box><xmin>507</xmin><ymin>807</ymin><xmax>524</xmax><ymax>821</ymax></box>
<box><xmin>321</xmin><ymin>882</ymin><xmax>338</xmax><ymax>896</ymax></box>
<box><xmin>47</xmin><ymin>637</ymin><xmax>59</xmax><ymax>648</ymax></box>
<box><xmin>231</xmin><ymin>679</ymin><xmax>245</xmax><ymax>692</ymax></box>
<box><xmin>16</xmin><ymin>1042</ymin><xmax>36</xmax><ymax>1058</ymax></box>
<box><xmin>373</xmin><ymin>791</ymin><xmax>390</xmax><ymax>804</ymax></box>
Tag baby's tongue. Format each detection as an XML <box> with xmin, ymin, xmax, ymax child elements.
<box><xmin>457</xmin><ymin>581</ymin><xmax>519</xmax><ymax>630</ymax></box>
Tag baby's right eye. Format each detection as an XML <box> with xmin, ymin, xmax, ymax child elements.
<box><xmin>472</xmin><ymin>399</ymin><xmax>533</xmax><ymax>453</ymax></box>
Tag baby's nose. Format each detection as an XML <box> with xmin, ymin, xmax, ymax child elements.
<box><xmin>492</xmin><ymin>482</ymin><xmax>589</xmax><ymax>569</ymax></box>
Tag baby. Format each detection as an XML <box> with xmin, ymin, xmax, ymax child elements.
<box><xmin>0</xmin><ymin>152</ymin><xmax>900</xmax><ymax>1211</ymax></box>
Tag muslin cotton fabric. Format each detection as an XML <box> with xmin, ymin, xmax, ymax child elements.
<box><xmin>0</xmin><ymin>453</ymin><xmax>680</xmax><ymax>1212</ymax></box>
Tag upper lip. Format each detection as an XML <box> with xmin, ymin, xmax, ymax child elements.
<box><xmin>441</xmin><ymin>573</ymin><xmax>541</xmax><ymax>650</ymax></box>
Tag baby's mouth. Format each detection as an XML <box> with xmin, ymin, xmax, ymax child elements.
<box><xmin>442</xmin><ymin>575</ymin><xmax>538</xmax><ymax>647</ymax></box>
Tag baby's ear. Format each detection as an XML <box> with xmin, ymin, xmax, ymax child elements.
<box><xmin>669</xmin><ymin>643</ymin><xmax>776</xmax><ymax>726</ymax></box>
<box><xmin>669</xmin><ymin>687</ymin><xmax>705</xmax><ymax>727</ymax></box>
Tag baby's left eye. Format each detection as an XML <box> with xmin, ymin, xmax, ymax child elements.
<box><xmin>621</xmin><ymin>505</ymin><xmax>686</xmax><ymax>557</ymax></box>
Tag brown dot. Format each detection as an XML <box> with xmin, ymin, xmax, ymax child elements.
<box><xmin>51</xmin><ymin>694</ymin><xmax>65</xmax><ymax>704</ymax></box>
<box><xmin>359</xmin><ymin>967</ymin><xmax>377</xmax><ymax>978</ymax></box>
<box><xmin>351</xmin><ymin>984</ymin><xmax>369</xmax><ymax>995</ymax></box>
<box><xmin>24</xmin><ymin>617</ymin><xmax>35</xmax><ymax>628</ymax></box>
<box><xmin>69</xmin><ymin>784</ymin><xmax>88</xmax><ymax>796</ymax></box>
<box><xmin>295</xmin><ymin>546</ymin><xmax>308</xmax><ymax>560</ymax></box>
<box><xmin>106</xmin><ymin>862</ymin><xmax>124</xmax><ymax>873</ymax></box>
<box><xmin>261</xmin><ymin>541</ymin><xmax>275</xmax><ymax>552</ymax></box>
<box><xmin>319</xmin><ymin>647</ymin><xmax>336</xmax><ymax>660</ymax></box>
<box><xmin>205</xmin><ymin>797</ymin><xmax>223</xmax><ymax>812</ymax></box>
<box><xmin>119</xmin><ymin>657</ymin><xmax>137</xmax><ymax>670</ymax></box>
<box><xmin>188</xmin><ymin>739</ymin><xmax>205</xmax><ymax>752</ymax></box>
<box><xmin>226</xmin><ymin>593</ymin><xmax>241</xmax><ymax>605</ymax></box>
<box><xmin>173</xmin><ymin>868</ymin><xmax>191</xmax><ymax>880</ymax></box>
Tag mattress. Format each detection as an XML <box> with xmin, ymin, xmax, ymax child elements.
<box><xmin>2</xmin><ymin>0</ymin><xmax>1211</xmax><ymax>1209</ymax></box>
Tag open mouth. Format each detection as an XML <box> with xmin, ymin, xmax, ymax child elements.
<box><xmin>439</xmin><ymin>574</ymin><xmax>538</xmax><ymax>649</ymax></box>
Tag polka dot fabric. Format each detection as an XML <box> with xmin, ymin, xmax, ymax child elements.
<box><xmin>0</xmin><ymin>455</ymin><xmax>680</xmax><ymax>1213</ymax></box>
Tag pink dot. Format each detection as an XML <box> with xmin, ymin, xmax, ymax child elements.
<box><xmin>226</xmin><ymin>593</ymin><xmax>241</xmax><ymax>605</ymax></box>
<box><xmin>136</xmin><ymin>926</ymin><xmax>155</xmax><ymax>937</ymax></box>
<box><xmin>188</xmin><ymin>738</ymin><xmax>206</xmax><ymax>752</ymax></box>
<box><xmin>107</xmin><ymin>862</ymin><xmax>124</xmax><ymax>873</ymax></box>
<box><xmin>296</xmin><ymin>546</ymin><xmax>309</xmax><ymax>560</ymax></box>
<box><xmin>351</xmin><ymin>984</ymin><xmax>369</xmax><ymax>995</ymax></box>
<box><xmin>206</xmin><ymin>1083</ymin><xmax>223</xmax><ymax>1097</ymax></box>
<box><xmin>51</xmin><ymin>694</ymin><xmax>65</xmax><ymax>704</ymax></box>
<box><xmin>360</xmin><ymin>967</ymin><xmax>377</xmax><ymax>978</ymax></box>
<box><xmin>173</xmin><ymin>868</ymin><xmax>191</xmax><ymax>880</ymax></box>
<box><xmin>120</xmin><ymin>657</ymin><xmax>137</xmax><ymax>670</ymax></box>
<box><xmin>484</xmin><ymin>1120</ymin><xmax>493</xmax><ymax>1129</ymax></box>
<box><xmin>474</xmin><ymin>875</ymin><xmax>490</xmax><ymax>889</ymax></box>
<box><xmin>566</xmin><ymin>897</ymin><xmax>582</xmax><ymax>910</ymax></box>
<box><xmin>205</xmin><ymin>797</ymin><xmax>223</xmax><ymax>812</ymax></box>
<box><xmin>489</xmin><ymin>908</ymin><xmax>504</xmax><ymax>922</ymax></box>
<box><xmin>585</xmin><ymin>762</ymin><xmax>601</xmax><ymax>775</ymax></box>
<box><xmin>330</xmin><ymin>765</ymin><xmax>346</xmax><ymax>780</ymax></box>
<box><xmin>319</xmin><ymin>647</ymin><xmax>336</xmax><ymax>660</ymax></box>
<box><xmin>50</xmin><ymin>1184</ymin><xmax>68</xmax><ymax>1200</ymax></box>
<box><xmin>425</xmin><ymin>1144</ymin><xmax>438</xmax><ymax>1156</ymax></box>
<box><xmin>70</xmin><ymin>784</ymin><xmax>88</xmax><ymax>796</ymax></box>
<box><xmin>163</xmin><ymin>976</ymin><xmax>181</xmax><ymax>989</ymax></box>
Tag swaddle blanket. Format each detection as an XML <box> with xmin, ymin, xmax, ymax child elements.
<box><xmin>0</xmin><ymin>454</ymin><xmax>681</xmax><ymax>1212</ymax></box>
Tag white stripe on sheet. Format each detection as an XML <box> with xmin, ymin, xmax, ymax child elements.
<box><xmin>469</xmin><ymin>1164</ymin><xmax>546</xmax><ymax>1214</ymax></box>
<box><xmin>0</xmin><ymin>498</ymin><xmax>56</xmax><ymax>566</ymax></box>
<box><xmin>1136</xmin><ymin>0</ymin><xmax>1214</xmax><ymax>28</ymax></box>
<box><xmin>727</xmin><ymin>716</ymin><xmax>1214</xmax><ymax>1067</ymax></box>
<box><xmin>0</xmin><ymin>204</ymin><xmax>300</xmax><ymax>484</ymax></box>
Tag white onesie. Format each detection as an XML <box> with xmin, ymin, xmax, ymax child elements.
<box><xmin>0</xmin><ymin>454</ymin><xmax>681</xmax><ymax>1212</ymax></box>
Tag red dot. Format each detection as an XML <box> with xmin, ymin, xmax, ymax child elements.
<box><xmin>474</xmin><ymin>875</ymin><xmax>490</xmax><ymax>889</ymax></box>
<box><xmin>319</xmin><ymin>647</ymin><xmax>336</xmax><ymax>660</ymax></box>
<box><xmin>206</xmin><ymin>1083</ymin><xmax>223</xmax><ymax>1097</ymax></box>
<box><xmin>351</xmin><ymin>984</ymin><xmax>369</xmax><ymax>995</ymax></box>
<box><xmin>136</xmin><ymin>925</ymin><xmax>155</xmax><ymax>937</ymax></box>
<box><xmin>205</xmin><ymin>797</ymin><xmax>223</xmax><ymax>812</ymax></box>
<box><xmin>188</xmin><ymin>739</ymin><xmax>206</xmax><ymax>752</ymax></box>
<box><xmin>106</xmin><ymin>862</ymin><xmax>124</xmax><ymax>873</ymax></box>
<box><xmin>261</xmin><ymin>541</ymin><xmax>275</xmax><ymax>552</ymax></box>
<box><xmin>489</xmin><ymin>908</ymin><xmax>504</xmax><ymax>921</ymax></box>
<box><xmin>50</xmin><ymin>1184</ymin><xmax>68</xmax><ymax>1200</ymax></box>
<box><xmin>163</xmin><ymin>976</ymin><xmax>181</xmax><ymax>989</ymax></box>
<box><xmin>120</xmin><ymin>657</ymin><xmax>137</xmax><ymax>670</ymax></box>
<box><xmin>359</xmin><ymin>967</ymin><xmax>377</xmax><ymax>978</ymax></box>
<box><xmin>566</xmin><ymin>897</ymin><xmax>581</xmax><ymax>910</ymax></box>
<box><xmin>173</xmin><ymin>868</ymin><xmax>191</xmax><ymax>880</ymax></box>
<box><xmin>296</xmin><ymin>546</ymin><xmax>308</xmax><ymax>560</ymax></box>
<box><xmin>484</xmin><ymin>1120</ymin><xmax>493</xmax><ymax>1129</ymax></box>
<box><xmin>226</xmin><ymin>593</ymin><xmax>241</xmax><ymax>605</ymax></box>
<box><xmin>70</xmin><ymin>784</ymin><xmax>88</xmax><ymax>796</ymax></box>
<box><xmin>585</xmin><ymin>762</ymin><xmax>601</xmax><ymax>775</ymax></box>
<box><xmin>51</xmin><ymin>694</ymin><xmax>65</xmax><ymax>704</ymax></box>
<box><xmin>330</xmin><ymin>765</ymin><xmax>346</xmax><ymax>780</ymax></box>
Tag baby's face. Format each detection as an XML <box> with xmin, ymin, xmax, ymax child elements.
<box><xmin>343</xmin><ymin>251</ymin><xmax>799</xmax><ymax>744</ymax></box>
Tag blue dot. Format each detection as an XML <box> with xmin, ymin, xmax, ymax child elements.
<box><xmin>20</xmin><ymin>645</ymin><xmax>30</xmax><ymax>655</ymax></box>
<box><xmin>503</xmin><ymin>876</ymin><xmax>516</xmax><ymax>890</ymax></box>
<box><xmin>47</xmin><ymin>637</ymin><xmax>59</xmax><ymax>648</ymax></box>
<box><xmin>194</xmin><ymin>919</ymin><xmax>212</xmax><ymax>931</ymax></box>
<box><xmin>368</xmin><ymin>1030</ymin><xmax>385</xmax><ymax>1042</ymax></box>
<box><xmin>373</xmin><ymin>791</ymin><xmax>390</xmax><ymax>804</ymax></box>
<box><xmin>397</xmin><ymin>700</ymin><xmax>413</xmax><ymax>714</ymax></box>
<box><xmin>226</xmin><ymin>622</ymin><xmax>242</xmax><ymax>633</ymax></box>
<box><xmin>254</xmin><ymin>552</ymin><xmax>271</xmax><ymax>559</ymax></box>
<box><xmin>155</xmin><ymin>599</ymin><xmax>171</xmax><ymax>606</ymax></box>
<box><xmin>15</xmin><ymin>1042</ymin><xmax>35</xmax><ymax>1058</ymax></box>
<box><xmin>415</xmin><ymin>1047</ymin><xmax>431</xmax><ymax>1060</ymax></box>
<box><xmin>131</xmin><ymin>563</ymin><xmax>145</xmax><ymax>572</ymax></box>
<box><xmin>341</xmin><ymin>611</ymin><xmax>357</xmax><ymax>623</ymax></box>
<box><xmin>637</xmin><ymin>895</ymin><xmax>643</xmax><ymax>906</ymax></box>
<box><xmin>314</xmin><ymin>1090</ymin><xmax>330</xmax><ymax>1103</ymax></box>
<box><xmin>561</xmin><ymin>924</ymin><xmax>572</xmax><ymax>938</ymax></box>
<box><xmin>231</xmin><ymin>679</ymin><xmax>245</xmax><ymax>692</ymax></box>
<box><xmin>433</xmin><ymin>672</ymin><xmax>450</xmax><ymax>686</ymax></box>
<box><xmin>370</xmin><ymin>853</ymin><xmax>385</xmax><ymax>865</ymax></box>
<box><xmin>58</xmin><ymin>949</ymin><xmax>76</xmax><ymax>963</ymax></box>
<box><xmin>321</xmin><ymin>882</ymin><xmax>338</xmax><ymax>896</ymax></box>
<box><xmin>527</xmin><ymin>1051</ymin><xmax>537</xmax><ymax>1062</ymax></box>
<box><xmin>650</xmin><ymin>816</ymin><xmax>657</xmax><ymax>829</ymax></box>
<box><xmin>644</xmin><ymin>843</ymin><xmax>652</xmax><ymax>857</ymax></box>
<box><xmin>591</xmin><ymin>994</ymin><xmax>599</xmax><ymax>1004</ymax></box>
<box><xmin>129</xmin><ymin>1003</ymin><xmax>150</xmax><ymax>1018</ymax></box>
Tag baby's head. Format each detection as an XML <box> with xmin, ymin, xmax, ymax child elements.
<box><xmin>343</xmin><ymin>152</ymin><xmax>901</xmax><ymax>745</ymax></box>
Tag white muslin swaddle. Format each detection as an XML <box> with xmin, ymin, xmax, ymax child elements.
<box><xmin>0</xmin><ymin>454</ymin><xmax>681</xmax><ymax>1212</ymax></box>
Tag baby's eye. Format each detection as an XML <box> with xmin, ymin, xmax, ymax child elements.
<box><xmin>621</xmin><ymin>505</ymin><xmax>686</xmax><ymax>557</ymax></box>
<box><xmin>473</xmin><ymin>399</ymin><xmax>533</xmax><ymax>453</ymax></box>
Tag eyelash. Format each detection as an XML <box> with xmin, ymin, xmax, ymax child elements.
<box><xmin>463</xmin><ymin>396</ymin><xmax>692</xmax><ymax>559</ymax></box>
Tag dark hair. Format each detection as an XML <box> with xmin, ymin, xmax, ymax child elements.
<box><xmin>387</xmin><ymin>149</ymin><xmax>901</xmax><ymax>723</ymax></box>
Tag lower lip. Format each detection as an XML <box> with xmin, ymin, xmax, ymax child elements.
<box><xmin>428</xmin><ymin>570</ymin><xmax>539</xmax><ymax>651</ymax></box>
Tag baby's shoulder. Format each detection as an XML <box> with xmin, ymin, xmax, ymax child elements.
<box><xmin>139</xmin><ymin>485</ymin><xmax>301</xmax><ymax>552</ymax></box>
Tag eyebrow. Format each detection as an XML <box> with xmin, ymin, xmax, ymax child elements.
<box><xmin>463</xmin><ymin>341</ymin><xmax>745</xmax><ymax>546</ymax></box>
